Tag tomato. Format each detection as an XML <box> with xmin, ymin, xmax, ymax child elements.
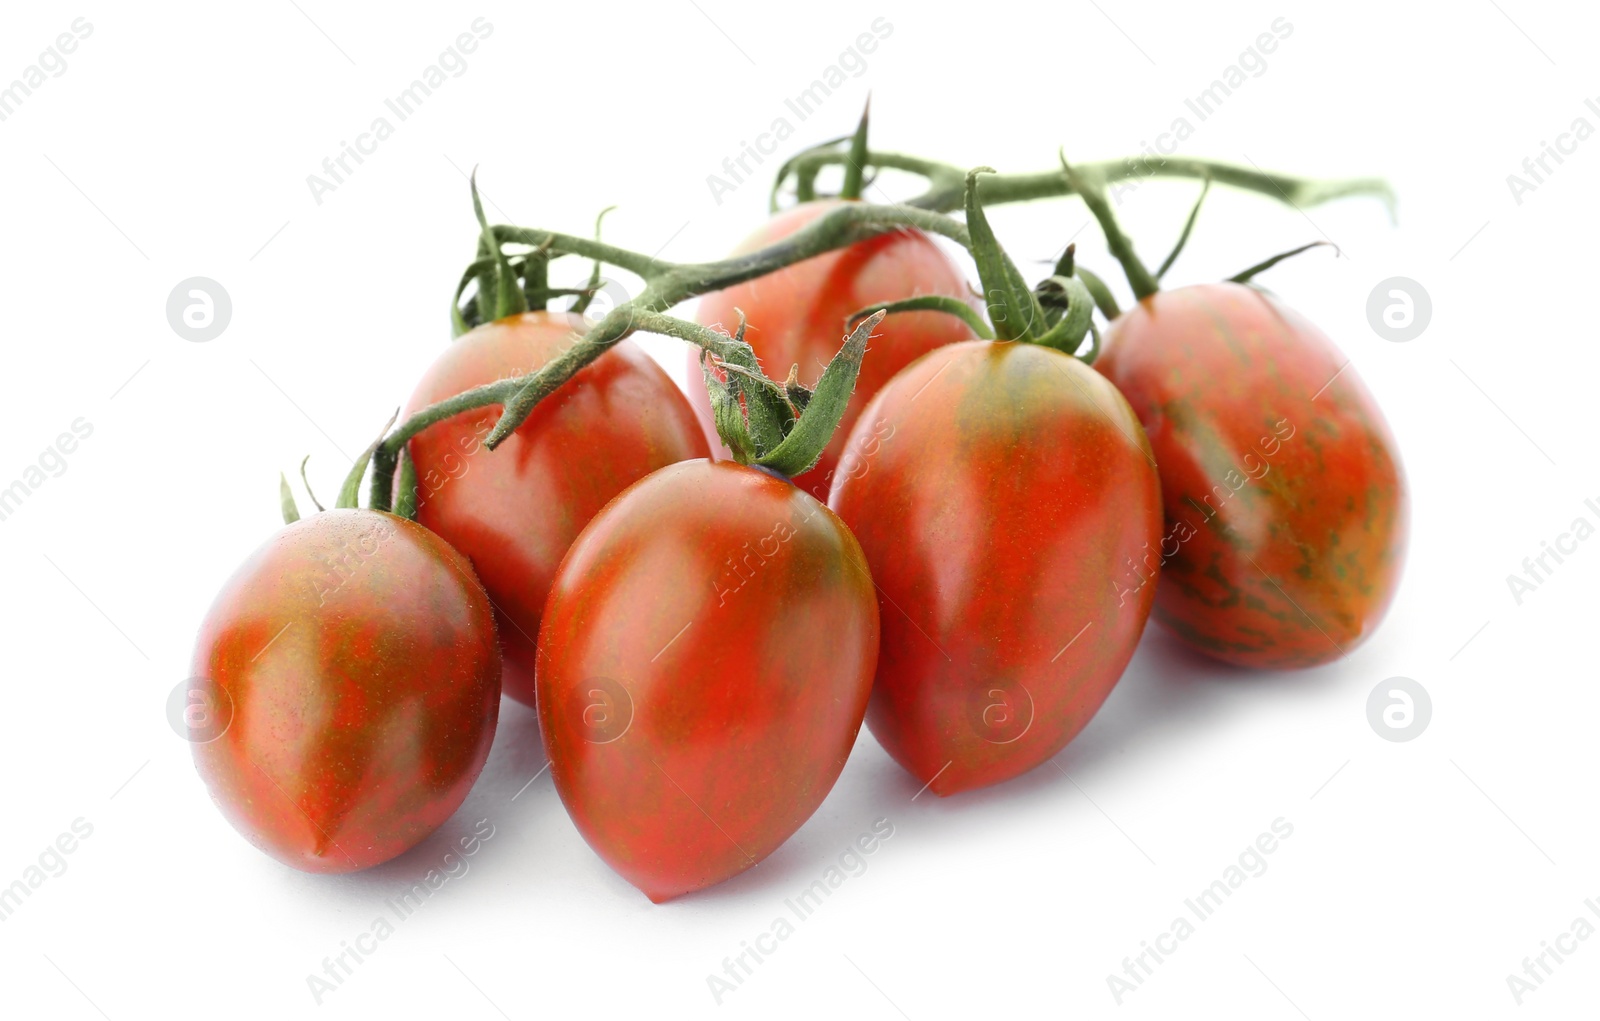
<box><xmin>829</xmin><ymin>341</ymin><xmax>1162</xmax><ymax>796</ymax></box>
<box><xmin>190</xmin><ymin>510</ymin><xmax>500</xmax><ymax>873</ymax></box>
<box><xmin>402</xmin><ymin>311</ymin><xmax>709</xmax><ymax>706</ymax></box>
<box><xmin>1094</xmin><ymin>282</ymin><xmax>1407</xmax><ymax>668</ymax></box>
<box><xmin>690</xmin><ymin>199</ymin><xmax>975</xmax><ymax>500</ymax></box>
<box><xmin>537</xmin><ymin>459</ymin><xmax>878</xmax><ymax>902</ymax></box>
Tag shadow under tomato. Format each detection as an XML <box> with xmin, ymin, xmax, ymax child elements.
<box><xmin>648</xmin><ymin>627</ymin><xmax>1352</xmax><ymax>907</ymax></box>
<box><xmin>888</xmin><ymin>622</ymin><xmax>1352</xmax><ymax>818</ymax></box>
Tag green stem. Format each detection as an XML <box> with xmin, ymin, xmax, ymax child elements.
<box><xmin>356</xmin><ymin>145</ymin><xmax>1391</xmax><ymax>501</ymax></box>
<box><xmin>769</xmin><ymin>134</ymin><xmax>851</xmax><ymax>212</ymax></box>
<box><xmin>1156</xmin><ymin>176</ymin><xmax>1211</xmax><ymax>279</ymax></box>
<box><xmin>379</xmin><ymin>376</ymin><xmax>527</xmax><ymax>456</ymax></box>
<box><xmin>1228</xmin><ymin>241</ymin><xmax>1338</xmax><ymax>284</ymax></box>
<box><xmin>491</xmin><ymin>226</ymin><xmax>673</xmax><ymax>280</ymax></box>
<box><xmin>778</xmin><ymin>148</ymin><xmax>1395</xmax><ymax>221</ymax></box>
<box><xmin>839</xmin><ymin>97</ymin><xmax>871</xmax><ymax>201</ymax></box>
<box><xmin>488</xmin><ymin>205</ymin><xmax>969</xmax><ymax>448</ymax></box>
<box><xmin>379</xmin><ymin>201</ymin><xmax>976</xmax><ymax>464</ymax></box>
<box><xmin>570</xmin><ymin>206</ymin><xmax>618</xmax><ymax>316</ymax></box>
<box><xmin>1060</xmin><ymin>154</ymin><xmax>1160</xmax><ymax>301</ymax></box>
<box><xmin>781</xmin><ymin>150</ymin><xmax>965</xmax><ymax>208</ymax></box>
<box><xmin>369</xmin><ymin>444</ymin><xmax>396</xmax><ymax>514</ymax></box>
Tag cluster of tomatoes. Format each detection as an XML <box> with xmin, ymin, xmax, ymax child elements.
<box><xmin>189</xmin><ymin>130</ymin><xmax>1406</xmax><ymax>903</ymax></box>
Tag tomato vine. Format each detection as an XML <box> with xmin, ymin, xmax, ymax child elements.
<box><xmin>334</xmin><ymin>153</ymin><xmax>1391</xmax><ymax>519</ymax></box>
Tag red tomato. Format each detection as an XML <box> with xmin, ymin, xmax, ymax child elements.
<box><xmin>403</xmin><ymin>311</ymin><xmax>709</xmax><ymax>706</ymax></box>
<box><xmin>690</xmin><ymin>199</ymin><xmax>975</xmax><ymax>500</ymax></box>
<box><xmin>537</xmin><ymin>459</ymin><xmax>878</xmax><ymax>902</ymax></box>
<box><xmin>190</xmin><ymin>510</ymin><xmax>500</xmax><ymax>873</ymax></box>
<box><xmin>1095</xmin><ymin>282</ymin><xmax>1407</xmax><ymax>668</ymax></box>
<box><xmin>829</xmin><ymin>341</ymin><xmax>1162</xmax><ymax>796</ymax></box>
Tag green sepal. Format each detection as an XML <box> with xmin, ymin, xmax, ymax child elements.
<box><xmin>718</xmin><ymin>311</ymin><xmax>792</xmax><ymax>451</ymax></box>
<box><xmin>470</xmin><ymin>169</ymin><xmax>526</xmax><ymax>321</ymax></box>
<box><xmin>1053</xmin><ymin>242</ymin><xmax>1077</xmax><ymax>279</ymax></box>
<box><xmin>299</xmin><ymin>455</ymin><xmax>325</xmax><ymax>512</ymax></box>
<box><xmin>1157</xmin><ymin>176</ymin><xmax>1211</xmax><ymax>279</ymax></box>
<box><xmin>965</xmin><ymin>167</ymin><xmax>1047</xmax><ymax>341</ymax></box>
<box><xmin>782</xmin><ymin>365</ymin><xmax>812</xmax><ymax>413</ymax></box>
<box><xmin>703</xmin><ymin>353</ymin><xmax>756</xmax><ymax>464</ymax></box>
<box><xmin>1228</xmin><ymin>241</ymin><xmax>1336</xmax><ymax>284</ymax></box>
<box><xmin>522</xmin><ymin>242</ymin><xmax>550</xmax><ymax>311</ymax></box>
<box><xmin>847</xmin><ymin>295</ymin><xmax>994</xmax><ymax>340</ymax></box>
<box><xmin>755</xmin><ymin>310</ymin><xmax>882</xmax><ymax>477</ymax></box>
<box><xmin>451</xmin><ymin>256</ymin><xmax>495</xmax><ymax>337</ymax></box>
<box><xmin>335</xmin><ymin>410</ymin><xmax>398</xmax><ymax>510</ymax></box>
<box><xmin>279</xmin><ymin>473</ymin><xmax>300</xmax><ymax>525</ymax></box>
<box><xmin>839</xmin><ymin>97</ymin><xmax>871</xmax><ymax>201</ymax></box>
<box><xmin>1075</xmin><ymin>266</ymin><xmax>1122</xmax><ymax>321</ymax></box>
<box><xmin>1080</xmin><ymin>319</ymin><xmax>1102</xmax><ymax>363</ymax></box>
<box><xmin>393</xmin><ymin>447</ymin><xmax>419</xmax><ymax>520</ymax></box>
<box><xmin>1032</xmin><ymin>274</ymin><xmax>1096</xmax><ymax>356</ymax></box>
<box><xmin>571</xmin><ymin>206</ymin><xmax>617</xmax><ymax>315</ymax></box>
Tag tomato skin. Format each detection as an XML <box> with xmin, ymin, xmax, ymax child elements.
<box><xmin>690</xmin><ymin>199</ymin><xmax>975</xmax><ymax>499</ymax></box>
<box><xmin>191</xmin><ymin>510</ymin><xmax>500</xmax><ymax>873</ymax></box>
<box><xmin>1095</xmin><ymin>282</ymin><xmax>1408</xmax><ymax>668</ymax></box>
<box><xmin>403</xmin><ymin>311</ymin><xmax>709</xmax><ymax>706</ymax></box>
<box><xmin>537</xmin><ymin>459</ymin><xmax>878</xmax><ymax>902</ymax></box>
<box><xmin>829</xmin><ymin>341</ymin><xmax>1162</xmax><ymax>796</ymax></box>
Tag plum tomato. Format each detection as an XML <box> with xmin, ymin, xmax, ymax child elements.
<box><xmin>190</xmin><ymin>509</ymin><xmax>501</xmax><ymax>873</ymax></box>
<box><xmin>402</xmin><ymin>311</ymin><xmax>709</xmax><ymax>706</ymax></box>
<box><xmin>537</xmin><ymin>459</ymin><xmax>878</xmax><ymax>902</ymax></box>
<box><xmin>829</xmin><ymin>340</ymin><xmax>1163</xmax><ymax>796</ymax></box>
<box><xmin>690</xmin><ymin>199</ymin><xmax>975</xmax><ymax>499</ymax></box>
<box><xmin>1095</xmin><ymin>282</ymin><xmax>1407</xmax><ymax>668</ymax></box>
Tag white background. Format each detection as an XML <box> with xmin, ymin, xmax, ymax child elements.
<box><xmin>1</xmin><ymin>1</ymin><xmax>1595</xmax><ymax>1017</ymax></box>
